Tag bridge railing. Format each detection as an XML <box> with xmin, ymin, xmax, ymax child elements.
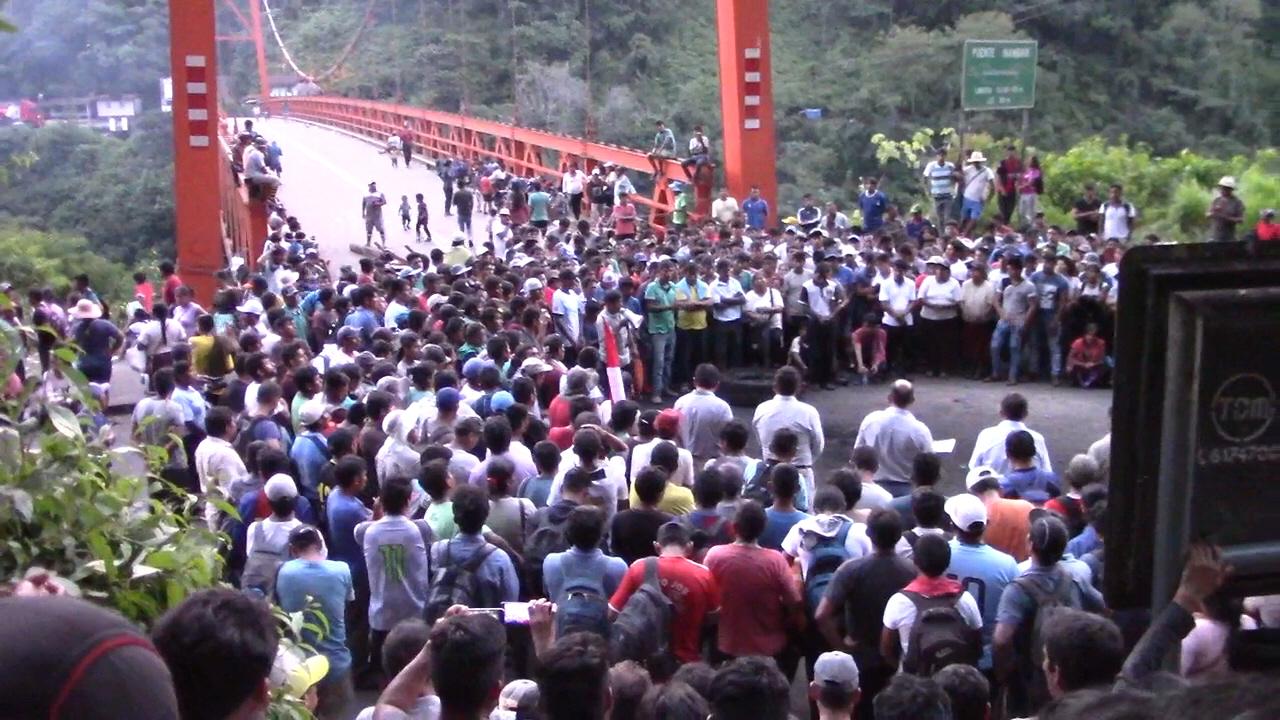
<box><xmin>218</xmin><ymin>123</ymin><xmax>268</xmax><ymax>281</ymax></box>
<box><xmin>261</xmin><ymin>96</ymin><xmax>712</xmax><ymax>235</ymax></box>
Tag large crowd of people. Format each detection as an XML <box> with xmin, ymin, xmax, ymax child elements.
<box><xmin>1</xmin><ymin>116</ymin><xmax>1278</xmax><ymax>720</ymax></box>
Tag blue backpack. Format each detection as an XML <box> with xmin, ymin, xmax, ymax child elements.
<box><xmin>804</xmin><ymin>519</ymin><xmax>853</xmax><ymax>612</ymax></box>
<box><xmin>553</xmin><ymin>552</ymin><xmax>612</xmax><ymax>640</ymax></box>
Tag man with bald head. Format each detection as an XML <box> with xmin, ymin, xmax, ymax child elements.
<box><xmin>854</xmin><ymin>380</ymin><xmax>935</xmax><ymax>486</ymax></box>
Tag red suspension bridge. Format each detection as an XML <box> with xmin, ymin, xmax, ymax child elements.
<box><xmin>170</xmin><ymin>0</ymin><xmax>779</xmax><ymax>302</ymax></box>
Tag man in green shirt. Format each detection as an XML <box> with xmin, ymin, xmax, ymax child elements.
<box><xmin>644</xmin><ymin>260</ymin><xmax>678</xmax><ymax>403</ymax></box>
<box><xmin>647</xmin><ymin>120</ymin><xmax>677</xmax><ymax>176</ymax></box>
<box><xmin>671</xmin><ymin>182</ymin><xmax>694</xmax><ymax>232</ymax></box>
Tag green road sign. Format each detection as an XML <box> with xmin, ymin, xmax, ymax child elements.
<box><xmin>962</xmin><ymin>40</ymin><xmax>1038</xmax><ymax>111</ymax></box>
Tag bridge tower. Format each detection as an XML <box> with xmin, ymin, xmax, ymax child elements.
<box><xmin>167</xmin><ymin>0</ymin><xmax>226</xmax><ymax>303</ymax></box>
<box><xmin>716</xmin><ymin>0</ymin><xmax>779</xmax><ymax>217</ymax></box>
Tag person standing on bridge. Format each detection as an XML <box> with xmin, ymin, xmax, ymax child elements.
<box><xmin>362</xmin><ymin>182</ymin><xmax>388</xmax><ymax>246</ymax></box>
<box><xmin>561</xmin><ymin>162</ymin><xmax>587</xmax><ymax>220</ymax></box>
<box><xmin>385</xmin><ymin>133</ymin><xmax>403</xmax><ymax>168</ymax></box>
<box><xmin>414</xmin><ymin>193</ymin><xmax>431</xmax><ymax>243</ymax></box>
<box><xmin>453</xmin><ymin>180</ymin><xmax>475</xmax><ymax>240</ymax></box>
<box><xmin>401</xmin><ymin>129</ymin><xmax>414</xmax><ymax>169</ymax></box>
<box><xmin>437</xmin><ymin>158</ymin><xmax>454</xmax><ymax>215</ymax></box>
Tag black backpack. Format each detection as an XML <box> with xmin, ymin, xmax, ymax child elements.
<box><xmin>522</xmin><ymin>512</ymin><xmax>571</xmax><ymax>598</ymax></box>
<box><xmin>901</xmin><ymin>591</ymin><xmax>980</xmax><ymax>675</ymax></box>
<box><xmin>609</xmin><ymin>557</ymin><xmax>673</xmax><ymax>664</ymax></box>
<box><xmin>424</xmin><ymin>540</ymin><xmax>498</xmax><ymax>624</ymax></box>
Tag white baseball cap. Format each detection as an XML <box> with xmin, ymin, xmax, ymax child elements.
<box><xmin>945</xmin><ymin>492</ymin><xmax>989</xmax><ymax>532</ymax></box>
<box><xmin>264</xmin><ymin>473</ymin><xmax>298</xmax><ymax>501</ymax></box>
<box><xmin>965</xmin><ymin>465</ymin><xmax>1003</xmax><ymax>489</ymax></box>
<box><xmin>297</xmin><ymin>399</ymin><xmax>327</xmax><ymax>427</ymax></box>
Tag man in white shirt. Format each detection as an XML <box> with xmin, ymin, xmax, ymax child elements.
<box><xmin>243</xmin><ymin>137</ymin><xmax>280</xmax><ymax>193</ymax></box>
<box><xmin>194</xmin><ymin>407</ymin><xmax>248</xmax><ymax>530</ymax></box>
<box><xmin>385</xmin><ymin>134</ymin><xmax>403</xmax><ymax>166</ymax></box>
<box><xmin>915</xmin><ymin>257</ymin><xmax>962</xmax><ymax>377</ymax></box>
<box><xmin>711</xmin><ymin>190</ymin><xmax>740</xmax><ymax>225</ymax></box>
<box><xmin>968</xmin><ymin>392</ymin><xmax>1053</xmax><ymax>475</ymax></box>
<box><xmin>854</xmin><ymin>380</ymin><xmax>934</xmax><ymax>486</ymax></box>
<box><xmin>709</xmin><ymin>259</ymin><xmax>746</xmax><ymax>369</ymax></box>
<box><xmin>959</xmin><ymin>152</ymin><xmax>995</xmax><ymax>236</ymax></box>
<box><xmin>744</xmin><ymin>273</ymin><xmax>785</xmax><ymax>367</ymax></box>
<box><xmin>314</xmin><ymin>326</ymin><xmax>360</xmax><ymax>373</ymax></box>
<box><xmin>613</xmin><ymin>169</ymin><xmax>636</xmax><ymax>206</ymax></box>
<box><xmin>680</xmin><ymin>125</ymin><xmax>712</xmax><ymax>180</ymax></box>
<box><xmin>960</xmin><ymin>263</ymin><xmax>998</xmax><ymax>379</ymax></box>
<box><xmin>561</xmin><ymin>162</ymin><xmax>588</xmax><ymax>219</ymax></box>
<box><xmin>878</xmin><ymin>258</ymin><xmax>916</xmax><ymax>375</ymax></box>
<box><xmin>1100</xmin><ymin>183</ymin><xmax>1137</xmax><ymax>241</ymax></box>
<box><xmin>754</xmin><ymin>366</ymin><xmax>825</xmax><ymax>504</ymax></box>
<box><xmin>849</xmin><ymin>446</ymin><xmax>895</xmax><ymax>521</ymax></box>
<box><xmin>488</xmin><ymin>208</ymin><xmax>514</xmax><ymax>259</ymax></box>
<box><xmin>781</xmin><ymin>486</ymin><xmax>872</xmax><ymax>579</ymax></box>
<box><xmin>802</xmin><ymin>262</ymin><xmax>845</xmax><ymax>389</ymax></box>
<box><xmin>551</xmin><ymin>270</ymin><xmax>584</xmax><ymax>350</ymax></box>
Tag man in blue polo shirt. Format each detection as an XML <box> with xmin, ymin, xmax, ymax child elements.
<box><xmin>742</xmin><ymin>185</ymin><xmax>770</xmax><ymax>230</ymax></box>
<box><xmin>859</xmin><ymin>177</ymin><xmax>889</xmax><ymax>233</ymax></box>
<box><xmin>944</xmin><ymin>493</ymin><xmax>1019</xmax><ymax>672</ymax></box>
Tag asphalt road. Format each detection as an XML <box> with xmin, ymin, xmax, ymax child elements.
<box><xmin>717</xmin><ymin>374</ymin><xmax>1110</xmax><ymax>495</ymax></box>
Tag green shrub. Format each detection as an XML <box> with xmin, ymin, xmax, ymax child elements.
<box><xmin>0</xmin><ymin>223</ymin><xmax>138</xmax><ymax>306</ymax></box>
<box><xmin>0</xmin><ymin>360</ymin><xmax>224</xmax><ymax>622</ymax></box>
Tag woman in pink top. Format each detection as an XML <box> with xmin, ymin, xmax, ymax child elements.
<box><xmin>612</xmin><ymin>194</ymin><xmax>638</xmax><ymax>240</ymax></box>
<box><xmin>1017</xmin><ymin>155</ymin><xmax>1044</xmax><ymax>228</ymax></box>
<box><xmin>703</xmin><ymin>501</ymin><xmax>804</xmax><ymax>673</ymax></box>
<box><xmin>1180</xmin><ymin>593</ymin><xmax>1257</xmax><ymax>680</ymax></box>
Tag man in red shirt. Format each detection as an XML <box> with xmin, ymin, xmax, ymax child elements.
<box><xmin>995</xmin><ymin>145</ymin><xmax>1022</xmax><ymax>225</ymax></box>
<box><xmin>159</xmin><ymin>260</ymin><xmax>184</xmax><ymax>307</ymax></box>
<box><xmin>704</xmin><ymin>501</ymin><xmax>804</xmax><ymax>673</ymax></box>
<box><xmin>1256</xmin><ymin>209</ymin><xmax>1278</xmax><ymax>242</ymax></box>
<box><xmin>609</xmin><ymin>521</ymin><xmax>720</xmax><ymax>665</ymax></box>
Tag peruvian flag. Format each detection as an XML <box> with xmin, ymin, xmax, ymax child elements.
<box><xmin>601</xmin><ymin>320</ymin><xmax>627</xmax><ymax>401</ymax></box>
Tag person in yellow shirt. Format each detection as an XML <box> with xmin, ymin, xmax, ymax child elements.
<box><xmin>189</xmin><ymin>314</ymin><xmax>234</xmax><ymax>379</ymax></box>
<box><xmin>629</xmin><ymin>440</ymin><xmax>695</xmax><ymax>515</ymax></box>
<box><xmin>674</xmin><ymin>263</ymin><xmax>713</xmax><ymax>391</ymax></box>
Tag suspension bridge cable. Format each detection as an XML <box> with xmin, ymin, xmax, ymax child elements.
<box><xmin>260</xmin><ymin>0</ymin><xmax>380</xmax><ymax>82</ymax></box>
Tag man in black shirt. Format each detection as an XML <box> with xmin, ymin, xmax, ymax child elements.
<box><xmin>609</xmin><ymin>466</ymin><xmax>674</xmax><ymax>565</ymax></box>
<box><xmin>453</xmin><ymin>180</ymin><xmax>475</xmax><ymax>237</ymax></box>
<box><xmin>1071</xmin><ymin>183</ymin><xmax>1101</xmax><ymax>236</ymax></box>
<box><xmin>815</xmin><ymin>508</ymin><xmax>916</xmax><ymax>718</ymax></box>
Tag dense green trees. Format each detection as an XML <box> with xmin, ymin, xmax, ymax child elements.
<box><xmin>234</xmin><ymin>0</ymin><xmax>1275</xmax><ymax>217</ymax></box>
<box><xmin>0</xmin><ymin>0</ymin><xmax>1276</xmax><ymax>245</ymax></box>
<box><xmin>0</xmin><ymin>116</ymin><xmax>175</xmax><ymax>268</ymax></box>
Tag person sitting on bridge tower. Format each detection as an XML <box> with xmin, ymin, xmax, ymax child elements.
<box><xmin>647</xmin><ymin>120</ymin><xmax>677</xmax><ymax>177</ymax></box>
<box><xmin>243</xmin><ymin>136</ymin><xmax>281</xmax><ymax>202</ymax></box>
<box><xmin>680</xmin><ymin>125</ymin><xmax>713</xmax><ymax>181</ymax></box>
